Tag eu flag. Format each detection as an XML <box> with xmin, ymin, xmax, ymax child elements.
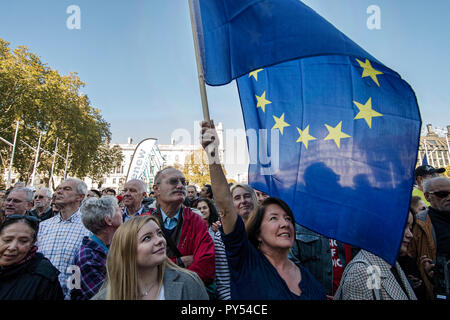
<box><xmin>191</xmin><ymin>0</ymin><xmax>421</xmax><ymax>265</ymax></box>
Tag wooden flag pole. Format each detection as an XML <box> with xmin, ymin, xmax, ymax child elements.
<box><xmin>30</xmin><ymin>131</ymin><xmax>43</xmax><ymax>186</ymax></box>
<box><xmin>6</xmin><ymin>121</ymin><xmax>20</xmax><ymax>189</ymax></box>
<box><xmin>188</xmin><ymin>0</ymin><xmax>210</xmax><ymax>122</ymax></box>
<box><xmin>49</xmin><ymin>138</ymin><xmax>59</xmax><ymax>191</ymax></box>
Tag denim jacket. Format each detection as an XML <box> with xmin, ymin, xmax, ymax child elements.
<box><xmin>289</xmin><ymin>223</ymin><xmax>355</xmax><ymax>296</ymax></box>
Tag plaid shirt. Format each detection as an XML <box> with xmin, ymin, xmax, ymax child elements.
<box><xmin>70</xmin><ymin>236</ymin><xmax>107</xmax><ymax>300</ymax></box>
<box><xmin>37</xmin><ymin>209</ymin><xmax>91</xmax><ymax>300</ymax></box>
<box><xmin>334</xmin><ymin>249</ymin><xmax>417</xmax><ymax>300</ymax></box>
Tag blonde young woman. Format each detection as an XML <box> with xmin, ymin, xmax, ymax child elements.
<box><xmin>92</xmin><ymin>215</ymin><xmax>208</xmax><ymax>300</ymax></box>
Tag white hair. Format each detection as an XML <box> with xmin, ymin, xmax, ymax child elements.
<box><xmin>64</xmin><ymin>178</ymin><xmax>88</xmax><ymax>196</ymax></box>
<box><xmin>81</xmin><ymin>196</ymin><xmax>118</xmax><ymax>234</ymax></box>
<box><xmin>11</xmin><ymin>187</ymin><xmax>34</xmax><ymax>202</ymax></box>
<box><xmin>37</xmin><ymin>187</ymin><xmax>52</xmax><ymax>199</ymax></box>
<box><xmin>126</xmin><ymin>179</ymin><xmax>147</xmax><ymax>193</ymax></box>
<box><xmin>423</xmin><ymin>176</ymin><xmax>450</xmax><ymax>193</ymax></box>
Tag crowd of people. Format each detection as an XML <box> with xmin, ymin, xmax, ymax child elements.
<box><xmin>0</xmin><ymin>120</ymin><xmax>449</xmax><ymax>301</ymax></box>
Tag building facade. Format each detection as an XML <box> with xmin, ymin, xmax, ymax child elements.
<box><xmin>417</xmin><ymin>124</ymin><xmax>450</xmax><ymax>168</ymax></box>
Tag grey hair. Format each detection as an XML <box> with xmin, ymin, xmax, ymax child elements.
<box><xmin>230</xmin><ymin>183</ymin><xmax>258</xmax><ymax>207</ymax></box>
<box><xmin>423</xmin><ymin>176</ymin><xmax>450</xmax><ymax>193</ymax></box>
<box><xmin>81</xmin><ymin>196</ymin><xmax>119</xmax><ymax>234</ymax></box>
<box><xmin>37</xmin><ymin>187</ymin><xmax>52</xmax><ymax>199</ymax></box>
<box><xmin>126</xmin><ymin>179</ymin><xmax>147</xmax><ymax>193</ymax></box>
<box><xmin>11</xmin><ymin>187</ymin><xmax>34</xmax><ymax>202</ymax></box>
<box><xmin>64</xmin><ymin>178</ymin><xmax>88</xmax><ymax>196</ymax></box>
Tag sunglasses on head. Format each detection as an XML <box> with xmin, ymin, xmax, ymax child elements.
<box><xmin>167</xmin><ymin>177</ymin><xmax>186</xmax><ymax>186</ymax></box>
<box><xmin>428</xmin><ymin>191</ymin><xmax>450</xmax><ymax>199</ymax></box>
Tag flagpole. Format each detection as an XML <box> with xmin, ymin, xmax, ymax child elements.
<box><xmin>423</xmin><ymin>138</ymin><xmax>430</xmax><ymax>166</ymax></box>
<box><xmin>30</xmin><ymin>131</ymin><xmax>43</xmax><ymax>187</ymax></box>
<box><xmin>49</xmin><ymin>138</ymin><xmax>59</xmax><ymax>191</ymax></box>
<box><xmin>6</xmin><ymin>121</ymin><xmax>20</xmax><ymax>189</ymax></box>
<box><xmin>188</xmin><ymin>0</ymin><xmax>211</xmax><ymax>122</ymax></box>
<box><xmin>445</xmin><ymin>133</ymin><xmax>450</xmax><ymax>166</ymax></box>
<box><xmin>64</xmin><ymin>143</ymin><xmax>70</xmax><ymax>179</ymax></box>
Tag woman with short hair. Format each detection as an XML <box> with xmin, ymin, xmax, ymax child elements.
<box><xmin>70</xmin><ymin>196</ymin><xmax>122</xmax><ymax>300</ymax></box>
<box><xmin>200</xmin><ymin>120</ymin><xmax>326</xmax><ymax>300</ymax></box>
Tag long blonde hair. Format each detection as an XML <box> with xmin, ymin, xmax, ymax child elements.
<box><xmin>105</xmin><ymin>215</ymin><xmax>195</xmax><ymax>300</ymax></box>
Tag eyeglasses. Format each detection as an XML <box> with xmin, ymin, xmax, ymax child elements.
<box><xmin>166</xmin><ymin>177</ymin><xmax>186</xmax><ymax>186</ymax></box>
<box><xmin>5</xmin><ymin>214</ymin><xmax>40</xmax><ymax>223</ymax></box>
<box><xmin>427</xmin><ymin>191</ymin><xmax>450</xmax><ymax>199</ymax></box>
<box><xmin>34</xmin><ymin>195</ymin><xmax>45</xmax><ymax>200</ymax></box>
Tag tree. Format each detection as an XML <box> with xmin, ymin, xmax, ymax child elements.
<box><xmin>87</xmin><ymin>144</ymin><xmax>124</xmax><ymax>185</ymax></box>
<box><xmin>444</xmin><ymin>165</ymin><xmax>450</xmax><ymax>178</ymax></box>
<box><xmin>182</xmin><ymin>149</ymin><xmax>227</xmax><ymax>187</ymax></box>
<box><xmin>0</xmin><ymin>38</ymin><xmax>112</xmax><ymax>187</ymax></box>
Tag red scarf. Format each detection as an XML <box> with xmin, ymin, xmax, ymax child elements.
<box><xmin>16</xmin><ymin>245</ymin><xmax>38</xmax><ymax>267</ymax></box>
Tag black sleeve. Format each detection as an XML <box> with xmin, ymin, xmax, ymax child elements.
<box><xmin>36</xmin><ymin>278</ymin><xmax>65</xmax><ymax>300</ymax></box>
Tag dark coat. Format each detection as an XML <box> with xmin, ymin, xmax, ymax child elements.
<box><xmin>28</xmin><ymin>207</ymin><xmax>54</xmax><ymax>221</ymax></box>
<box><xmin>0</xmin><ymin>252</ymin><xmax>64</xmax><ymax>300</ymax></box>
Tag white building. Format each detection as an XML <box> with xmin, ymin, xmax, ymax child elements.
<box><xmin>86</xmin><ymin>122</ymin><xmax>249</xmax><ymax>192</ymax></box>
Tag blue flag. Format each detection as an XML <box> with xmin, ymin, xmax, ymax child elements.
<box><xmin>422</xmin><ymin>152</ymin><xmax>428</xmax><ymax>166</ymax></box>
<box><xmin>191</xmin><ymin>0</ymin><xmax>421</xmax><ymax>265</ymax></box>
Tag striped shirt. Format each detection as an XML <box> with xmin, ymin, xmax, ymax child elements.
<box><xmin>37</xmin><ymin>209</ymin><xmax>91</xmax><ymax>300</ymax></box>
<box><xmin>211</xmin><ymin>228</ymin><xmax>231</xmax><ymax>300</ymax></box>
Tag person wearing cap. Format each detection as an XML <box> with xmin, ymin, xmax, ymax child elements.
<box><xmin>412</xmin><ymin>165</ymin><xmax>446</xmax><ymax>208</ymax></box>
<box><xmin>408</xmin><ymin>176</ymin><xmax>450</xmax><ymax>300</ymax></box>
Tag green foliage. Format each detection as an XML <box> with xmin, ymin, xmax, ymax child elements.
<box><xmin>0</xmin><ymin>38</ymin><xmax>114</xmax><ymax>186</ymax></box>
<box><xmin>87</xmin><ymin>144</ymin><xmax>124</xmax><ymax>184</ymax></box>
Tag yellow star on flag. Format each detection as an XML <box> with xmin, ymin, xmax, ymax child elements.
<box><xmin>356</xmin><ymin>58</ymin><xmax>383</xmax><ymax>87</ymax></box>
<box><xmin>296</xmin><ymin>125</ymin><xmax>316</xmax><ymax>149</ymax></box>
<box><xmin>249</xmin><ymin>68</ymin><xmax>263</xmax><ymax>81</ymax></box>
<box><xmin>324</xmin><ymin>121</ymin><xmax>351</xmax><ymax>148</ymax></box>
<box><xmin>353</xmin><ymin>97</ymin><xmax>383</xmax><ymax>128</ymax></box>
<box><xmin>272</xmin><ymin>113</ymin><xmax>290</xmax><ymax>135</ymax></box>
<box><xmin>255</xmin><ymin>91</ymin><xmax>272</xmax><ymax>112</ymax></box>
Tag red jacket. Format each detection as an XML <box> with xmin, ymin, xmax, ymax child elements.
<box><xmin>143</xmin><ymin>206</ymin><xmax>215</xmax><ymax>285</ymax></box>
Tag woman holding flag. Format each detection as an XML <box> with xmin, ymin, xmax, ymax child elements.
<box><xmin>200</xmin><ymin>120</ymin><xmax>326</xmax><ymax>300</ymax></box>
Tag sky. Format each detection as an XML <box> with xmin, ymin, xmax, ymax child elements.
<box><xmin>1</xmin><ymin>0</ymin><xmax>449</xmax><ymax>175</ymax></box>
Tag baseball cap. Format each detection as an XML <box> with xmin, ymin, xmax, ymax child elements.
<box><xmin>414</xmin><ymin>165</ymin><xmax>446</xmax><ymax>179</ymax></box>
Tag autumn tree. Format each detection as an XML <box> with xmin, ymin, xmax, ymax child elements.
<box><xmin>182</xmin><ymin>149</ymin><xmax>227</xmax><ymax>187</ymax></box>
<box><xmin>0</xmin><ymin>38</ymin><xmax>117</xmax><ymax>187</ymax></box>
<box><xmin>444</xmin><ymin>165</ymin><xmax>450</xmax><ymax>178</ymax></box>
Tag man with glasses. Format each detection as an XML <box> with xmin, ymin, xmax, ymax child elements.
<box><xmin>412</xmin><ymin>165</ymin><xmax>446</xmax><ymax>207</ymax></box>
<box><xmin>121</xmin><ymin>179</ymin><xmax>151</xmax><ymax>222</ymax></box>
<box><xmin>144</xmin><ymin>167</ymin><xmax>215</xmax><ymax>287</ymax></box>
<box><xmin>4</xmin><ymin>187</ymin><xmax>34</xmax><ymax>216</ymax></box>
<box><xmin>28</xmin><ymin>187</ymin><xmax>54</xmax><ymax>221</ymax></box>
<box><xmin>409</xmin><ymin>176</ymin><xmax>450</xmax><ymax>300</ymax></box>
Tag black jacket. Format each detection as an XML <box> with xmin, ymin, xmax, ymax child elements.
<box><xmin>0</xmin><ymin>252</ymin><xmax>64</xmax><ymax>300</ymax></box>
<box><xmin>28</xmin><ymin>207</ymin><xmax>54</xmax><ymax>221</ymax></box>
